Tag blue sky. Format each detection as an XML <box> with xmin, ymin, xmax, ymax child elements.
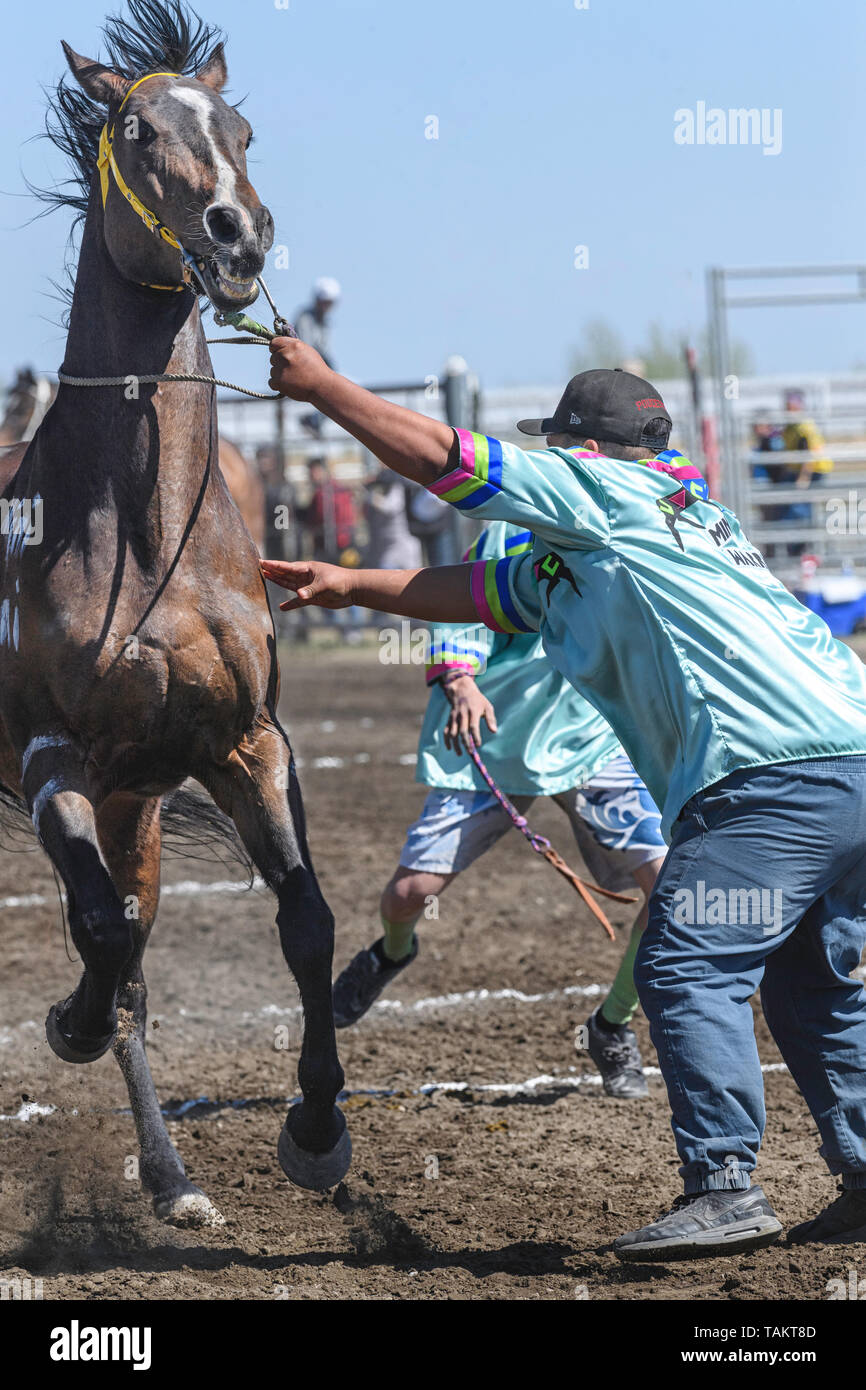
<box><xmin>1</xmin><ymin>0</ymin><xmax>864</xmax><ymax>393</ymax></box>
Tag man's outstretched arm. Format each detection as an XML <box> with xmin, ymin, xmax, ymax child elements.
<box><xmin>268</xmin><ymin>338</ymin><xmax>456</xmax><ymax>486</ymax></box>
<box><xmin>260</xmin><ymin>558</ymin><xmax>478</xmax><ymax>622</ymax></box>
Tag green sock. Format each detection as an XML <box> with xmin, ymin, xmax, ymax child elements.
<box><xmin>600</xmin><ymin>917</ymin><xmax>644</xmax><ymax>1027</ymax></box>
<box><xmin>380</xmin><ymin>912</ymin><xmax>419</xmax><ymax>963</ymax></box>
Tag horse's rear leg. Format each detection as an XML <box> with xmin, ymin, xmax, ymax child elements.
<box><xmin>205</xmin><ymin>722</ymin><xmax>350</xmax><ymax>1190</ymax></box>
<box><xmin>96</xmin><ymin>793</ymin><xmax>224</xmax><ymax>1228</ymax></box>
<box><xmin>22</xmin><ymin>744</ymin><xmax>133</xmax><ymax>1060</ymax></box>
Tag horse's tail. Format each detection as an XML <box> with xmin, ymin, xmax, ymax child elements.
<box><xmin>0</xmin><ymin>780</ymin><xmax>255</xmax><ymax>882</ymax></box>
<box><xmin>0</xmin><ymin>784</ymin><xmax>42</xmax><ymax>852</ymax></box>
<box><xmin>159</xmin><ymin>784</ymin><xmax>255</xmax><ymax>880</ymax></box>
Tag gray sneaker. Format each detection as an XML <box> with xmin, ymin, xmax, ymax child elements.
<box><xmin>614</xmin><ymin>1185</ymin><xmax>783</xmax><ymax>1262</ymax></box>
<box><xmin>585</xmin><ymin>1008</ymin><xmax>649</xmax><ymax>1098</ymax></box>
<box><xmin>788</xmin><ymin>1186</ymin><xmax>866</xmax><ymax>1245</ymax></box>
<box><xmin>332</xmin><ymin>935</ymin><xmax>418</xmax><ymax>1028</ymax></box>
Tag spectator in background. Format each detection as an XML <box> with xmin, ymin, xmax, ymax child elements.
<box><xmin>295</xmin><ymin>278</ymin><xmax>342</xmax><ymax>438</ymax></box>
<box><xmin>295</xmin><ymin>277</ymin><xmax>341</xmax><ymax>365</ymax></box>
<box><xmin>751</xmin><ymin>418</ymin><xmax>783</xmax><ymax>478</ymax></box>
<box><xmin>298</xmin><ymin>456</ymin><xmax>361</xmax><ymax>636</ymax></box>
<box><xmin>404</xmin><ymin>478</ymin><xmax>461</xmax><ymax>567</ymax></box>
<box><xmin>752</xmin><ymin>417</ymin><xmax>785</xmax><ymax>559</ymax></box>
<box><xmin>300</xmin><ymin>456</ymin><xmax>358</xmax><ymax>564</ymax></box>
<box><xmin>778</xmin><ymin>390</ymin><xmax>833</xmax><ymax>557</ymax></box>
<box><xmin>364</xmin><ymin>466</ymin><xmax>424</xmax><ymax>630</ymax></box>
<box><xmin>752</xmin><ymin>394</ymin><xmax>833</xmax><ymax>559</ymax></box>
<box><xmin>783</xmin><ymin>389</ymin><xmax>833</xmax><ymax>485</ymax></box>
<box><xmin>365</xmin><ymin>468</ymin><xmax>423</xmax><ymax>572</ymax></box>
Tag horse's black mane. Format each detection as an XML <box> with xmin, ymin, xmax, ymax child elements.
<box><xmin>30</xmin><ymin>0</ymin><xmax>224</xmax><ymax>224</ymax></box>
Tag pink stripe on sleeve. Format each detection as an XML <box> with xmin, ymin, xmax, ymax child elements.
<box><xmin>426</xmin><ymin>428</ymin><xmax>478</xmax><ymax>496</ymax></box>
<box><xmin>427</xmin><ymin>468</ymin><xmax>466</xmax><ymax>497</ymax></box>
<box><xmin>454</xmin><ymin>428</ymin><xmax>476</xmax><ymax>471</ymax></box>
<box><xmin>469</xmin><ymin>560</ymin><xmax>498</xmax><ymax>631</ymax></box>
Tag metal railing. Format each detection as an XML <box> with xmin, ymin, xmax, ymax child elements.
<box><xmin>706</xmin><ymin>264</ymin><xmax>866</xmax><ymax>584</ymax></box>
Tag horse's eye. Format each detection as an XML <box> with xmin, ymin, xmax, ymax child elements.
<box><xmin>130</xmin><ymin>118</ymin><xmax>157</xmax><ymax>148</ymax></box>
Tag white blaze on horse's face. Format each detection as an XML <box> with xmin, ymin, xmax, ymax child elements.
<box><xmin>171</xmin><ymin>88</ymin><xmax>244</xmax><ymax>227</ymax></box>
<box><xmin>167</xmin><ymin>85</ymin><xmax>267</xmax><ymax>306</ymax></box>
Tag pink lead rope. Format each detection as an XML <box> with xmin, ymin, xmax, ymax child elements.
<box><xmin>463</xmin><ymin>733</ymin><xmax>636</xmax><ymax>942</ymax></box>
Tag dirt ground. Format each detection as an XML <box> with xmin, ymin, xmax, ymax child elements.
<box><xmin>0</xmin><ymin>642</ymin><xmax>862</xmax><ymax>1302</ymax></box>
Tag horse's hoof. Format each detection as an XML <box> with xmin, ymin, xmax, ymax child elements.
<box><xmin>45</xmin><ymin>1003</ymin><xmax>115</xmax><ymax>1064</ymax></box>
<box><xmin>277</xmin><ymin>1114</ymin><xmax>352</xmax><ymax>1191</ymax></box>
<box><xmin>154</xmin><ymin>1188</ymin><xmax>226</xmax><ymax>1229</ymax></box>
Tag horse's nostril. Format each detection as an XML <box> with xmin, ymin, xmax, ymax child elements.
<box><xmin>255</xmin><ymin>205</ymin><xmax>275</xmax><ymax>251</ymax></box>
<box><xmin>204</xmin><ymin>203</ymin><xmax>243</xmax><ymax>246</ymax></box>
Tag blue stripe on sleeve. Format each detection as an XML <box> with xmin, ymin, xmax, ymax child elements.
<box><xmin>486</xmin><ymin>435</ymin><xmax>503</xmax><ymax>490</ymax></box>
<box><xmin>452</xmin><ymin>480</ymin><xmax>501</xmax><ymax>511</ymax></box>
<box><xmin>494</xmin><ymin>556</ymin><xmax>535</xmax><ymax>633</ymax></box>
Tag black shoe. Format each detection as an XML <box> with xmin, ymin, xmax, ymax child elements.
<box><xmin>614</xmin><ymin>1185</ymin><xmax>782</xmax><ymax>1262</ymax></box>
<box><xmin>332</xmin><ymin>935</ymin><xmax>418</xmax><ymax>1028</ymax></box>
<box><xmin>788</xmin><ymin>1186</ymin><xmax>866</xmax><ymax>1245</ymax></box>
<box><xmin>585</xmin><ymin>1008</ymin><xmax>649</xmax><ymax>1098</ymax></box>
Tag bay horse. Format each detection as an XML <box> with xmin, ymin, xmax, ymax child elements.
<box><xmin>0</xmin><ymin>0</ymin><xmax>349</xmax><ymax>1226</ymax></box>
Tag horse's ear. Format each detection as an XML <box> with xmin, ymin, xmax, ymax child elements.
<box><xmin>61</xmin><ymin>42</ymin><xmax>128</xmax><ymax>105</ymax></box>
<box><xmin>195</xmin><ymin>42</ymin><xmax>228</xmax><ymax>92</ymax></box>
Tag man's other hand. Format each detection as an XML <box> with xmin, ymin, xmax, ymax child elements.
<box><xmin>260</xmin><ymin>558</ymin><xmax>354</xmax><ymax>610</ymax></box>
<box><xmin>442</xmin><ymin>675</ymin><xmax>498</xmax><ymax>754</ymax></box>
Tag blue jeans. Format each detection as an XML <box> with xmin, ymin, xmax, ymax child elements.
<box><xmin>635</xmin><ymin>757</ymin><xmax>866</xmax><ymax>1194</ymax></box>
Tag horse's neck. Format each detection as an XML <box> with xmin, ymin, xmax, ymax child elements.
<box><xmin>47</xmin><ymin>186</ymin><xmax>218</xmax><ymax>531</ymax></box>
<box><xmin>63</xmin><ymin>200</ymin><xmax>207</xmax><ymax>375</ymax></box>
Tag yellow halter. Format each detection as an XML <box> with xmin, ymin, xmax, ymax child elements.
<box><xmin>97</xmin><ymin>72</ymin><xmax>190</xmax><ymax>291</ymax></box>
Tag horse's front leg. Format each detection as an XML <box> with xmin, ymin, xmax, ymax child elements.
<box><xmin>203</xmin><ymin>720</ymin><xmax>350</xmax><ymax>1189</ymax></box>
<box><xmin>96</xmin><ymin>792</ymin><xmax>224</xmax><ymax>1228</ymax></box>
<box><xmin>22</xmin><ymin>737</ymin><xmax>133</xmax><ymax>1059</ymax></box>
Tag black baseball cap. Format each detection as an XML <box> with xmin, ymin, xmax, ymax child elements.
<box><xmin>517</xmin><ymin>368</ymin><xmax>672</xmax><ymax>450</ymax></box>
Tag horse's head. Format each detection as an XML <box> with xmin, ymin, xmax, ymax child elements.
<box><xmin>62</xmin><ymin>40</ymin><xmax>273</xmax><ymax>312</ymax></box>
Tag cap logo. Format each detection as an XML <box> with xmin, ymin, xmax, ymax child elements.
<box><xmin>636</xmin><ymin>397</ymin><xmax>665</xmax><ymax>410</ymax></box>
<box><xmin>569</xmin><ymin>413</ymin><xmax>582</xmax><ymax>426</ymax></box>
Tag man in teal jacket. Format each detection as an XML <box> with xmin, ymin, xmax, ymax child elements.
<box><xmin>262</xmin><ymin>348</ymin><xmax>866</xmax><ymax>1261</ymax></box>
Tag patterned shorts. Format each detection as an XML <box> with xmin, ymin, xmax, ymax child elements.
<box><xmin>400</xmin><ymin>754</ymin><xmax>666</xmax><ymax>889</ymax></box>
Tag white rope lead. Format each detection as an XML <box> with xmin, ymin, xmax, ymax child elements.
<box><xmin>57</xmin><ymin>268</ymin><xmax>289</xmax><ymax>398</ymax></box>
<box><xmin>57</xmin><ymin>369</ymin><xmax>280</xmax><ymax>401</ymax></box>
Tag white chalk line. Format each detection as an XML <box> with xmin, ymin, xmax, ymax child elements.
<box><xmin>4</xmin><ymin>960</ymin><xmax>866</xmax><ymax>1048</ymax></box>
<box><xmin>0</xmin><ymin>1061</ymin><xmax>795</xmax><ymax>1124</ymax></box>
<box><xmin>0</xmin><ymin>877</ymin><xmax>268</xmax><ymax>913</ymax></box>
<box><xmin>300</xmin><ymin>752</ymin><xmax>416</xmax><ymax>770</ymax></box>
<box><xmin>247</xmin><ymin>980</ymin><xmax>609</xmax><ymax>1027</ymax></box>
<box><xmin>0</xmin><ymin>980</ymin><xmax>611</xmax><ymax>1050</ymax></box>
